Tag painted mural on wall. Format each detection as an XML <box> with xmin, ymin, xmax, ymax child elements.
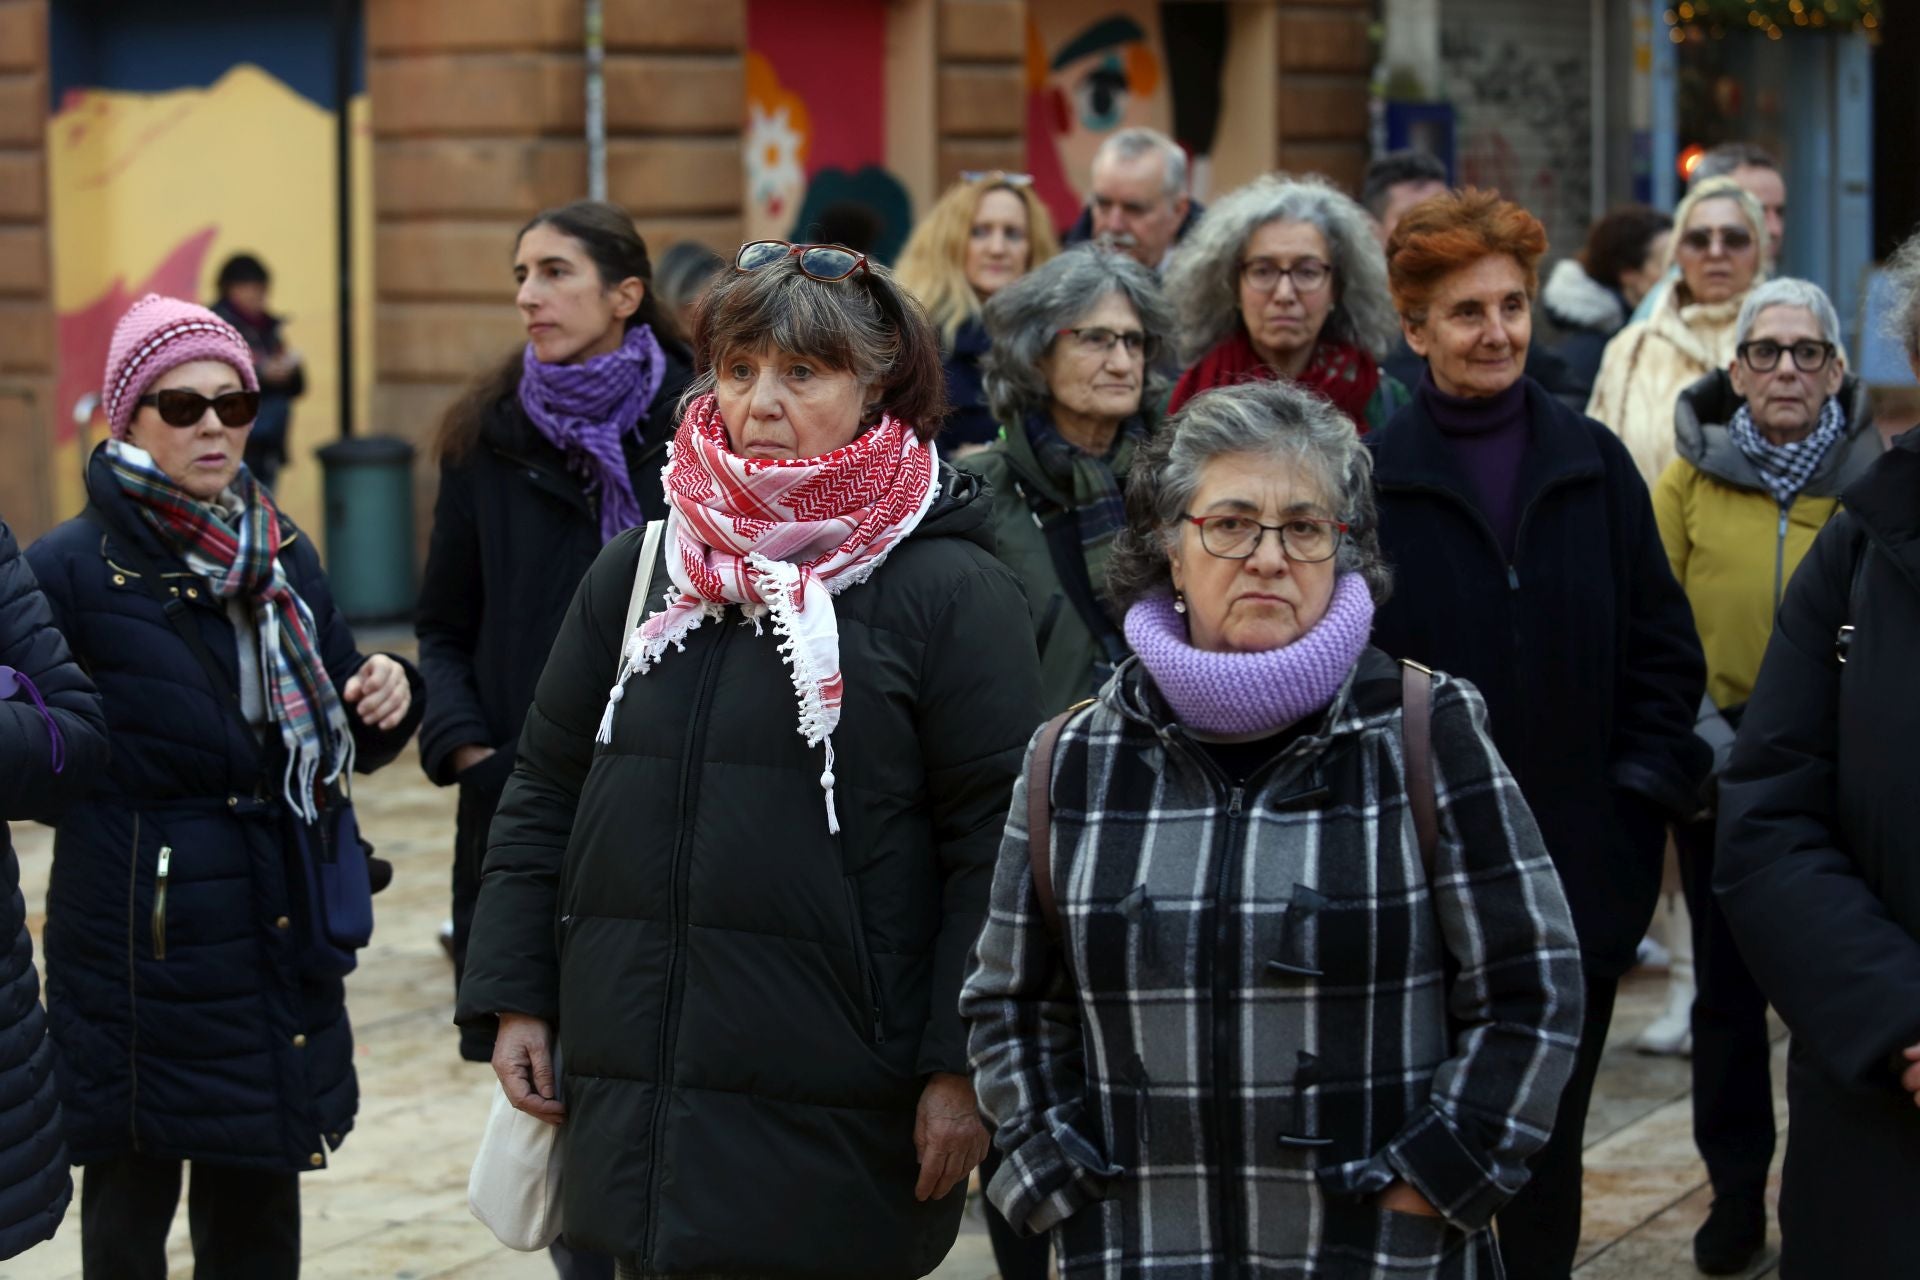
<box><xmin>1024</xmin><ymin>2</ymin><xmax>1229</xmax><ymax>230</ymax></box>
<box><xmin>744</xmin><ymin>0</ymin><xmax>912</xmax><ymax>262</ymax></box>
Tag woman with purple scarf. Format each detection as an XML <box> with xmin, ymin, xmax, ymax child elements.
<box><xmin>414</xmin><ymin>200</ymin><xmax>691</xmax><ymax>1280</ymax></box>
<box><xmin>961</xmin><ymin>378</ymin><xmax>1584</xmax><ymax>1278</ymax></box>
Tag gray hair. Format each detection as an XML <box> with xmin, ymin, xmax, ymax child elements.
<box><xmin>1107</xmin><ymin>378</ymin><xmax>1392</xmax><ymax>608</ymax></box>
<box><xmin>1161</xmin><ymin>173</ymin><xmax>1401</xmax><ymax>366</ymax></box>
<box><xmin>981</xmin><ymin>246</ymin><xmax>1175</xmax><ymax>428</ymax></box>
<box><xmin>1094</xmin><ymin>127</ymin><xmax>1188</xmax><ymax>200</ymax></box>
<box><xmin>1692</xmin><ymin>142</ymin><xmax>1777</xmax><ymax>188</ymax></box>
<box><xmin>1735</xmin><ymin>277</ymin><xmax>1842</xmax><ymax>349</ymax></box>
<box><xmin>1886</xmin><ymin>227</ymin><xmax>1920</xmax><ymax>362</ymax></box>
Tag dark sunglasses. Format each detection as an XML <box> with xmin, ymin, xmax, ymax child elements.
<box><xmin>1679</xmin><ymin>226</ymin><xmax>1755</xmax><ymax>254</ymax></box>
<box><xmin>961</xmin><ymin>170</ymin><xmax>1035</xmax><ymax>187</ymax></box>
<box><xmin>137</xmin><ymin>388</ymin><xmax>260</xmax><ymax>428</ymax></box>
<box><xmin>735</xmin><ymin>239</ymin><xmax>868</xmax><ymax>282</ymax></box>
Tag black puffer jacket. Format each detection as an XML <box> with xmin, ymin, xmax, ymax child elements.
<box><xmin>1716</xmin><ymin>427</ymin><xmax>1920</xmax><ymax>1278</ymax></box>
<box><xmin>457</xmin><ymin>467</ymin><xmax>1044</xmax><ymax>1275</ymax></box>
<box><xmin>0</xmin><ymin>518</ymin><xmax>106</xmax><ymax>1258</ymax></box>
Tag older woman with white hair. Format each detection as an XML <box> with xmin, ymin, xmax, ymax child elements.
<box><xmin>963</xmin><ymin>377</ymin><xmax>1583</xmax><ymax>1278</ymax></box>
<box><xmin>1163</xmin><ymin>173</ymin><xmax>1408</xmax><ymax>431</ymax></box>
<box><xmin>1658</xmin><ymin>277</ymin><xmax>1881</xmax><ymax>1274</ymax></box>
<box><xmin>959</xmin><ymin>246</ymin><xmax>1174</xmax><ymax>713</ymax></box>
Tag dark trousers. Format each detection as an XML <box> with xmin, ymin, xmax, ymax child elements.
<box><xmin>1495</xmin><ymin>973</ymin><xmax>1618</xmax><ymax>1280</ymax></box>
<box><xmin>553</xmin><ymin>1240</ymin><xmax>617</xmax><ymax>1279</ymax></box>
<box><xmin>1676</xmin><ymin>814</ymin><xmax>1776</xmax><ymax>1198</ymax></box>
<box><xmin>979</xmin><ymin>1145</ymin><xmax>1051</xmax><ymax>1280</ymax></box>
<box><xmin>453</xmin><ymin>779</ymin><xmax>505</xmax><ymax>1063</ymax></box>
<box><xmin>80</xmin><ymin>1151</ymin><xmax>299</xmax><ymax>1279</ymax></box>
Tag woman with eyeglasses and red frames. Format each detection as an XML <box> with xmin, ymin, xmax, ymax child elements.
<box><xmin>1588</xmin><ymin>176</ymin><xmax>1771</xmax><ymax>488</ymax></box>
<box><xmin>22</xmin><ymin>294</ymin><xmax>424</xmax><ymax>1276</ymax></box>
<box><xmin>963</xmin><ymin>376</ymin><xmax>1582</xmax><ymax>1279</ymax></box>
<box><xmin>1163</xmin><ymin>174</ymin><xmax>1411</xmax><ymax>431</ymax></box>
<box><xmin>457</xmin><ymin>239</ymin><xmax>1045</xmax><ymax>1277</ymax></box>
<box><xmin>1370</xmin><ymin>190</ymin><xmax>1710</xmax><ymax>1280</ymax></box>
<box><xmin>895</xmin><ymin>171</ymin><xmax>1061</xmax><ymax>454</ymax></box>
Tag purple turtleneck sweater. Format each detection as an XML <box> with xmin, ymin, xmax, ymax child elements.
<box><xmin>1419</xmin><ymin>372</ymin><xmax>1531</xmax><ymax>557</ymax></box>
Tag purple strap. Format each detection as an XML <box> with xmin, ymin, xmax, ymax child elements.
<box><xmin>0</xmin><ymin>666</ymin><xmax>64</xmax><ymax>774</ymax></box>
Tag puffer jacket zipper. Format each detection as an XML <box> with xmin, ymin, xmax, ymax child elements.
<box><xmin>151</xmin><ymin>844</ymin><xmax>172</xmax><ymax>960</ymax></box>
<box><xmin>127</xmin><ymin>814</ymin><xmax>141</xmax><ymax>1150</ymax></box>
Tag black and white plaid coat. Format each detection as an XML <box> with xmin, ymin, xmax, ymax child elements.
<box><xmin>961</xmin><ymin>649</ymin><xmax>1584</xmax><ymax>1278</ymax></box>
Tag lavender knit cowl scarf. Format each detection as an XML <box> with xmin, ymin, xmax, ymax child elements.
<box><xmin>1123</xmin><ymin>574</ymin><xmax>1375</xmax><ymax>738</ymax></box>
<box><xmin>519</xmin><ymin>324</ymin><xmax>666</xmax><ymax>543</ymax></box>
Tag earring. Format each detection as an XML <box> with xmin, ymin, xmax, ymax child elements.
<box><xmin>1172</xmin><ymin>593</ymin><xmax>1187</xmax><ymax>614</ymax></box>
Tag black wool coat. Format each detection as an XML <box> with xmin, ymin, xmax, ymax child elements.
<box><xmin>0</xmin><ymin>519</ymin><xmax>106</xmax><ymax>1258</ymax></box>
<box><xmin>457</xmin><ymin>467</ymin><xmax>1045</xmax><ymax>1276</ymax></box>
<box><xmin>25</xmin><ymin>448</ymin><xmax>424</xmax><ymax>1173</ymax></box>
<box><xmin>1368</xmin><ymin>380</ymin><xmax>1709</xmax><ymax>977</ymax></box>
<box><xmin>1715</xmin><ymin>426</ymin><xmax>1920</xmax><ymax>1279</ymax></box>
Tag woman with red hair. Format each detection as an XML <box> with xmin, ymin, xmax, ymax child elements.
<box><xmin>1366</xmin><ymin>190</ymin><xmax>1710</xmax><ymax>1280</ymax></box>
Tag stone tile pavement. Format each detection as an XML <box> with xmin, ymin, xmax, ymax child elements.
<box><xmin>4</xmin><ymin>730</ymin><xmax>1785</xmax><ymax>1279</ymax></box>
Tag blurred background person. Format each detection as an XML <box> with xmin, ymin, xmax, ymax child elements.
<box><xmin>1373</xmin><ymin>190</ymin><xmax>1709</xmax><ymax>1280</ymax></box>
<box><xmin>652</xmin><ymin>240</ymin><xmax>724</xmax><ymax>340</ymax></box>
<box><xmin>1713</xmin><ymin>229</ymin><xmax>1920</xmax><ymax>1280</ymax></box>
<box><xmin>1543</xmin><ymin>205</ymin><xmax>1674</xmax><ymax>404</ymax></box>
<box><xmin>1630</xmin><ymin>142</ymin><xmax>1787</xmax><ymax>325</ymax></box>
<box><xmin>1361</xmin><ymin>148</ymin><xmax>1449</xmax><ymax>248</ymax></box>
<box><xmin>209</xmin><ymin>252</ymin><xmax>304</xmax><ymax>492</ymax></box>
<box><xmin>1588</xmin><ymin>176</ymin><xmax>1769</xmax><ymax>488</ymax></box>
<box><xmin>1063</xmin><ymin>127</ymin><xmax>1201</xmax><ymax>272</ymax></box>
<box><xmin>896</xmin><ymin>171</ymin><xmax>1060</xmax><ymax>453</ymax></box>
<box><xmin>1164</xmin><ymin>173</ymin><xmax>1407</xmax><ymax>430</ymax></box>
<box><xmin>0</xmin><ymin>514</ymin><xmax>106</xmax><ymax>1262</ymax></box>
<box><xmin>1658</xmin><ymin>277</ymin><xmax>1881</xmax><ymax>1274</ymax></box>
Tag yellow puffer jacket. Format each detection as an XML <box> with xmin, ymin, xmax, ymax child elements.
<box><xmin>1654</xmin><ymin>371</ymin><xmax>1883</xmax><ymax>709</ymax></box>
<box><xmin>1588</xmin><ymin>286</ymin><xmax>1746</xmax><ymax>489</ymax></box>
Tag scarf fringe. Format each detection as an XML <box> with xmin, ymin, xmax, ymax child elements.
<box><xmin>748</xmin><ymin>554</ymin><xmax>842</xmax><ymax>833</ymax></box>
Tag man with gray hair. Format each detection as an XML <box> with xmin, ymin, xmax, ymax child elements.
<box><xmin>1065</xmin><ymin>127</ymin><xmax>1203</xmax><ymax>272</ymax></box>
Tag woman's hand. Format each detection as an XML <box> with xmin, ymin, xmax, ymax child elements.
<box><xmin>913</xmin><ymin>1071</ymin><xmax>989</xmax><ymax>1202</ymax></box>
<box><xmin>343</xmin><ymin>654</ymin><xmax>411</xmax><ymax>731</ymax></box>
<box><xmin>1378</xmin><ymin>1179</ymin><xmax>1442</xmax><ymax>1218</ymax></box>
<box><xmin>493</xmin><ymin>1012</ymin><xmax>566</xmax><ymax>1126</ymax></box>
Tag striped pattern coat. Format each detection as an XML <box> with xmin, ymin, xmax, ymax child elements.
<box><xmin>961</xmin><ymin>649</ymin><xmax>1583</xmax><ymax>1278</ymax></box>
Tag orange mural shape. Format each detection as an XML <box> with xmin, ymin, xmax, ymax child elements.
<box><xmin>745</xmin><ymin>52</ymin><xmax>811</xmax><ymax>225</ymax></box>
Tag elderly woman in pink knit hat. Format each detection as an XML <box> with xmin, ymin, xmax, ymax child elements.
<box><xmin>24</xmin><ymin>294</ymin><xmax>423</xmax><ymax>1277</ymax></box>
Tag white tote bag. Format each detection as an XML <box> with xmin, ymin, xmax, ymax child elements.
<box><xmin>468</xmin><ymin>521</ymin><xmax>665</xmax><ymax>1249</ymax></box>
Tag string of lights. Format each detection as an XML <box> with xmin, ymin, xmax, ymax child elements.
<box><xmin>1663</xmin><ymin>0</ymin><xmax>1883</xmax><ymax>43</ymax></box>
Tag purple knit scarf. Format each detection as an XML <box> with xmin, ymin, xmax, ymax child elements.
<box><xmin>519</xmin><ymin>324</ymin><xmax>666</xmax><ymax>543</ymax></box>
<box><xmin>1123</xmin><ymin>574</ymin><xmax>1375</xmax><ymax>737</ymax></box>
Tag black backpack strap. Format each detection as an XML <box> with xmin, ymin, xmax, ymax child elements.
<box><xmin>1012</xmin><ymin>478</ymin><xmax>1129</xmax><ymax>668</ymax></box>
<box><xmin>83</xmin><ymin>504</ymin><xmax>240</xmax><ymax>710</ymax></box>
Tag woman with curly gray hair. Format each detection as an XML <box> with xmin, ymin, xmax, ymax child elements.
<box><xmin>959</xmin><ymin>245</ymin><xmax>1174</xmax><ymax>712</ymax></box>
<box><xmin>1163</xmin><ymin>173</ymin><xmax>1409</xmax><ymax>430</ymax></box>
<box><xmin>963</xmin><ymin>377</ymin><xmax>1583</xmax><ymax>1278</ymax></box>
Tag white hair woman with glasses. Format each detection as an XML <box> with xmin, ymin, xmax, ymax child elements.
<box><xmin>1588</xmin><ymin>176</ymin><xmax>1769</xmax><ymax>487</ymax></box>
<box><xmin>1653</xmin><ymin>277</ymin><xmax>1882</xmax><ymax>1274</ymax></box>
<box><xmin>458</xmin><ymin>240</ymin><xmax>1045</xmax><ymax>1278</ymax></box>
<box><xmin>958</xmin><ymin>246</ymin><xmax>1174</xmax><ymax>714</ymax></box>
<box><xmin>1162</xmin><ymin>173</ymin><xmax>1408</xmax><ymax>431</ymax></box>
<box><xmin>962</xmin><ymin>377</ymin><xmax>1582</xmax><ymax>1278</ymax></box>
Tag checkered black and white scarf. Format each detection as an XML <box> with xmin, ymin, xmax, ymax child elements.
<box><xmin>1729</xmin><ymin>396</ymin><xmax>1846</xmax><ymax>506</ymax></box>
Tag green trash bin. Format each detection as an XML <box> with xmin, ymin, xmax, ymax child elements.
<box><xmin>315</xmin><ymin>435</ymin><xmax>416</xmax><ymax>623</ymax></box>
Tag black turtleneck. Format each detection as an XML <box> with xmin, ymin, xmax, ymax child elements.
<box><xmin>1417</xmin><ymin>372</ymin><xmax>1531</xmax><ymax>557</ymax></box>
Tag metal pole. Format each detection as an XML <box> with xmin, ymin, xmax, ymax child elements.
<box><xmin>1649</xmin><ymin>0</ymin><xmax>1677</xmax><ymax>213</ymax></box>
<box><xmin>334</xmin><ymin>0</ymin><xmax>356</xmax><ymax>438</ymax></box>
<box><xmin>586</xmin><ymin>0</ymin><xmax>607</xmax><ymax>201</ymax></box>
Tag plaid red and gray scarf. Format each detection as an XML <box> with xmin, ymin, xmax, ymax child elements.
<box><xmin>105</xmin><ymin>440</ymin><xmax>351</xmax><ymax>821</ymax></box>
<box><xmin>596</xmin><ymin>392</ymin><xmax>939</xmax><ymax>832</ymax></box>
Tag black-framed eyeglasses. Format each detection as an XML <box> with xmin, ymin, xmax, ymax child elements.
<box><xmin>735</xmin><ymin>239</ymin><xmax>869</xmax><ymax>282</ymax></box>
<box><xmin>961</xmin><ymin>170</ymin><xmax>1034</xmax><ymax>187</ymax></box>
<box><xmin>1184</xmin><ymin>514</ymin><xmax>1348</xmax><ymax>563</ymax></box>
<box><xmin>1678</xmin><ymin>226</ymin><xmax>1755</xmax><ymax>255</ymax></box>
<box><xmin>1055</xmin><ymin>326</ymin><xmax>1159</xmax><ymax>361</ymax></box>
<box><xmin>137</xmin><ymin>388</ymin><xmax>260</xmax><ymax>428</ymax></box>
<box><xmin>1738</xmin><ymin>339</ymin><xmax>1836</xmax><ymax>373</ymax></box>
<box><xmin>1239</xmin><ymin>257</ymin><xmax>1333</xmax><ymax>295</ymax></box>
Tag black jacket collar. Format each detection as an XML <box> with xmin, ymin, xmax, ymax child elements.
<box><xmin>1842</xmin><ymin>424</ymin><xmax>1920</xmax><ymax>592</ymax></box>
<box><xmin>1371</xmin><ymin>376</ymin><xmax>1604</xmax><ymax>520</ymax></box>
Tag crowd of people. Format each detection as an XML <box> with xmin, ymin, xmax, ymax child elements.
<box><xmin>0</xmin><ymin>123</ymin><xmax>1916</xmax><ymax>1280</ymax></box>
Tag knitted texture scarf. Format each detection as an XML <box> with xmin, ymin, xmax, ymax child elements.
<box><xmin>1168</xmin><ymin>328</ymin><xmax>1383</xmax><ymax>431</ymax></box>
<box><xmin>1123</xmin><ymin>573</ymin><xmax>1375</xmax><ymax>737</ymax></box>
<box><xmin>104</xmin><ymin>440</ymin><xmax>350</xmax><ymax>820</ymax></box>
<box><xmin>1025</xmin><ymin>411</ymin><xmax>1144</xmax><ymax>603</ymax></box>
<box><xmin>598</xmin><ymin>392</ymin><xmax>940</xmax><ymax>832</ymax></box>
<box><xmin>1729</xmin><ymin>397</ymin><xmax>1847</xmax><ymax>506</ymax></box>
<box><xmin>518</xmin><ymin>324</ymin><xmax>666</xmax><ymax>544</ymax></box>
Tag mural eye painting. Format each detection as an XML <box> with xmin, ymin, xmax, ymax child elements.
<box><xmin>1074</xmin><ymin>58</ymin><xmax>1131</xmax><ymax>131</ymax></box>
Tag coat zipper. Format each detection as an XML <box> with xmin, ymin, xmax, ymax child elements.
<box><xmin>1774</xmin><ymin>503</ymin><xmax>1791</xmax><ymax>609</ymax></box>
<box><xmin>1211</xmin><ymin>783</ymin><xmax>1247</xmax><ymax>1277</ymax></box>
<box><xmin>151</xmin><ymin>845</ymin><xmax>172</xmax><ymax>960</ymax></box>
<box><xmin>127</xmin><ymin>814</ymin><xmax>141</xmax><ymax>1150</ymax></box>
<box><xmin>843</xmin><ymin>879</ymin><xmax>886</xmax><ymax>1044</ymax></box>
<box><xmin>639</xmin><ymin>619</ymin><xmax>733</xmax><ymax>1270</ymax></box>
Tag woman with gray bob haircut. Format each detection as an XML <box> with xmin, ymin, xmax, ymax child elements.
<box><xmin>1163</xmin><ymin>173</ymin><xmax>1410</xmax><ymax>431</ymax></box>
<box><xmin>959</xmin><ymin>246</ymin><xmax>1174</xmax><ymax>713</ymax></box>
<box><xmin>963</xmin><ymin>376</ymin><xmax>1583</xmax><ymax>1278</ymax></box>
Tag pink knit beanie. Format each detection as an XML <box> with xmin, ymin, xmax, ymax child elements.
<box><xmin>101</xmin><ymin>294</ymin><xmax>259</xmax><ymax>439</ymax></box>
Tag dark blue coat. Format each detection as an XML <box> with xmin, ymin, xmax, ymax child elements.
<box><xmin>0</xmin><ymin>517</ymin><xmax>105</xmax><ymax>1257</ymax></box>
<box><xmin>938</xmin><ymin>318</ymin><xmax>998</xmax><ymax>449</ymax></box>
<box><xmin>25</xmin><ymin>449</ymin><xmax>423</xmax><ymax>1173</ymax></box>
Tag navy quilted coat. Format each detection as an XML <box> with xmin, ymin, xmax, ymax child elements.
<box><xmin>24</xmin><ymin>450</ymin><xmax>423</xmax><ymax>1173</ymax></box>
<box><xmin>0</xmin><ymin>517</ymin><xmax>105</xmax><ymax>1257</ymax></box>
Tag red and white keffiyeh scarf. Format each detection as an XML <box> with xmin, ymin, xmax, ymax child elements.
<box><xmin>597</xmin><ymin>392</ymin><xmax>939</xmax><ymax>832</ymax></box>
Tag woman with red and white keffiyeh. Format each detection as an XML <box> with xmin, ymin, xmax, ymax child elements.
<box><xmin>459</xmin><ymin>242</ymin><xmax>1045</xmax><ymax>1278</ymax></box>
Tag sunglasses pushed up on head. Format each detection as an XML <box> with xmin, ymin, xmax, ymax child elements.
<box><xmin>735</xmin><ymin>240</ymin><xmax>870</xmax><ymax>282</ymax></box>
<box><xmin>137</xmin><ymin>388</ymin><xmax>261</xmax><ymax>428</ymax></box>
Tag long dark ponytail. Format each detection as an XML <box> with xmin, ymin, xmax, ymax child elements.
<box><xmin>435</xmin><ymin>200</ymin><xmax>691</xmax><ymax>460</ymax></box>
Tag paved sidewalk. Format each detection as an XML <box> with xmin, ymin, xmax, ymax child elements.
<box><xmin>5</xmin><ymin>737</ymin><xmax>1784</xmax><ymax>1279</ymax></box>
